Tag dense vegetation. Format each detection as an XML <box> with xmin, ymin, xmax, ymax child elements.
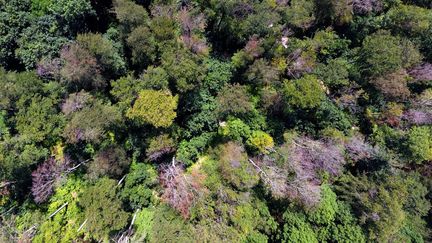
<box><xmin>1</xmin><ymin>0</ymin><xmax>432</xmax><ymax>242</ymax></box>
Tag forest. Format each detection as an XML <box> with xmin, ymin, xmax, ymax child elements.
<box><xmin>0</xmin><ymin>0</ymin><xmax>432</xmax><ymax>242</ymax></box>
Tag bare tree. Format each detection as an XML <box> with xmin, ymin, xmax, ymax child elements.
<box><xmin>31</xmin><ymin>157</ymin><xmax>72</xmax><ymax>203</ymax></box>
<box><xmin>249</xmin><ymin>136</ymin><xmax>346</xmax><ymax>208</ymax></box>
<box><xmin>159</xmin><ymin>158</ymin><xmax>206</xmax><ymax>218</ymax></box>
<box><xmin>353</xmin><ymin>0</ymin><xmax>382</xmax><ymax>14</ymax></box>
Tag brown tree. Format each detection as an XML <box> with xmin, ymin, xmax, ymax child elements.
<box><xmin>59</xmin><ymin>43</ymin><xmax>104</xmax><ymax>90</ymax></box>
<box><xmin>31</xmin><ymin>157</ymin><xmax>71</xmax><ymax>203</ymax></box>
<box><xmin>159</xmin><ymin>159</ymin><xmax>206</xmax><ymax>218</ymax></box>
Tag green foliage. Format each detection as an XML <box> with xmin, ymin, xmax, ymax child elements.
<box><xmin>315</xmin><ymin>99</ymin><xmax>353</xmax><ymax>133</ymax></box>
<box><xmin>406</xmin><ymin>126</ymin><xmax>432</xmax><ymax>164</ymax></box>
<box><xmin>161</xmin><ymin>48</ymin><xmax>206</xmax><ymax>93</ymax></box>
<box><xmin>283</xmin><ymin>75</ymin><xmax>326</xmax><ymax>110</ymax></box>
<box><xmin>176</xmin><ymin>133</ymin><xmax>214</xmax><ymax>165</ymax></box>
<box><xmin>48</xmin><ymin>0</ymin><xmax>95</xmax><ymax>35</ymax></box>
<box><xmin>15</xmin><ymin>15</ymin><xmax>67</xmax><ymax>69</ymax></box>
<box><xmin>2</xmin><ymin>1</ymin><xmax>432</xmax><ymax>242</ymax></box>
<box><xmin>87</xmin><ymin>146</ymin><xmax>130</xmax><ymax>180</ymax></box>
<box><xmin>216</xmin><ymin>142</ymin><xmax>259</xmax><ymax>190</ymax></box>
<box><xmin>246</xmin><ymin>130</ymin><xmax>274</xmax><ymax>154</ymax></box>
<box><xmin>385</xmin><ymin>4</ymin><xmax>432</xmax><ymax>37</ymax></box>
<box><xmin>284</xmin><ymin>0</ymin><xmax>316</xmax><ymax>30</ymax></box>
<box><xmin>359</xmin><ymin>31</ymin><xmax>421</xmax><ymax>77</ymax></box>
<box><xmin>126</xmin><ymin>90</ymin><xmax>178</xmax><ymax>128</ymax></box>
<box><xmin>307</xmin><ymin>185</ymin><xmax>338</xmax><ymax>225</ymax></box>
<box><xmin>77</xmin><ymin>33</ymin><xmax>126</xmax><ymax>78</ymax></box>
<box><xmin>131</xmin><ymin>207</ymin><xmax>155</xmax><ymax>242</ymax></box>
<box><xmin>110</xmin><ymin>74</ymin><xmax>145</xmax><ymax>111</ymax></box>
<box><xmin>151</xmin><ymin>205</ymin><xmax>195</xmax><ymax>243</ymax></box>
<box><xmin>127</xmin><ymin>26</ymin><xmax>157</xmax><ymax>68</ymax></box>
<box><xmin>121</xmin><ymin>163</ymin><xmax>158</xmax><ymax>209</ymax></box>
<box><xmin>33</xmin><ymin>177</ymin><xmax>87</xmax><ymax>243</ymax></box>
<box><xmin>216</xmin><ymin>84</ymin><xmax>254</xmax><ymax>117</ymax></box>
<box><xmin>63</xmin><ymin>98</ymin><xmax>120</xmax><ymax>144</ymax></box>
<box><xmin>0</xmin><ymin>0</ymin><xmax>31</xmax><ymax>68</ymax></box>
<box><xmin>80</xmin><ymin>178</ymin><xmax>129</xmax><ymax>241</ymax></box>
<box><xmin>219</xmin><ymin>118</ymin><xmax>252</xmax><ymax>142</ymax></box>
<box><xmin>139</xmin><ymin>66</ymin><xmax>170</xmax><ymax>90</ymax></box>
<box><xmin>14</xmin><ymin>94</ymin><xmax>64</xmax><ymax>144</ymax></box>
<box><xmin>113</xmin><ymin>0</ymin><xmax>149</xmax><ymax>33</ymax></box>
<box><xmin>314</xmin><ymin>58</ymin><xmax>350</xmax><ymax>89</ymax></box>
<box><xmin>280</xmin><ymin>211</ymin><xmax>318</xmax><ymax>243</ymax></box>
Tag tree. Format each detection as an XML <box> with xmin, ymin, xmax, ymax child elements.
<box><xmin>216</xmin><ymin>84</ymin><xmax>254</xmax><ymax>117</ymax></box>
<box><xmin>159</xmin><ymin>160</ymin><xmax>206</xmax><ymax>218</ymax></box>
<box><xmin>283</xmin><ymin>75</ymin><xmax>326</xmax><ymax>110</ymax></box>
<box><xmin>216</xmin><ymin>142</ymin><xmax>259</xmax><ymax>190</ymax></box>
<box><xmin>31</xmin><ymin>157</ymin><xmax>71</xmax><ymax>203</ymax></box>
<box><xmin>352</xmin><ymin>0</ymin><xmax>382</xmax><ymax>14</ymax></box>
<box><xmin>15</xmin><ymin>15</ymin><xmax>67</xmax><ymax>69</ymax></box>
<box><xmin>284</xmin><ymin>0</ymin><xmax>316</xmax><ymax>30</ymax></box>
<box><xmin>176</xmin><ymin>133</ymin><xmax>214</xmax><ymax>165</ymax></box>
<box><xmin>406</xmin><ymin>126</ymin><xmax>432</xmax><ymax>164</ymax></box>
<box><xmin>126</xmin><ymin>26</ymin><xmax>157</xmax><ymax>68</ymax></box>
<box><xmin>48</xmin><ymin>0</ymin><xmax>95</xmax><ymax>36</ymax></box>
<box><xmin>126</xmin><ymin>90</ymin><xmax>178</xmax><ymax>128</ymax></box>
<box><xmin>219</xmin><ymin>118</ymin><xmax>252</xmax><ymax>142</ymax></box>
<box><xmin>87</xmin><ymin>146</ymin><xmax>130</xmax><ymax>180</ymax></box>
<box><xmin>161</xmin><ymin>48</ymin><xmax>206</xmax><ymax>93</ymax></box>
<box><xmin>371</xmin><ymin>69</ymin><xmax>411</xmax><ymax>100</ymax></box>
<box><xmin>113</xmin><ymin>0</ymin><xmax>149</xmax><ymax>33</ymax></box>
<box><xmin>386</xmin><ymin>4</ymin><xmax>432</xmax><ymax>37</ymax></box>
<box><xmin>359</xmin><ymin>31</ymin><xmax>421</xmax><ymax>77</ymax></box>
<box><xmin>77</xmin><ymin>33</ymin><xmax>126</xmax><ymax>78</ymax></box>
<box><xmin>279</xmin><ymin>211</ymin><xmax>318</xmax><ymax>243</ymax></box>
<box><xmin>14</xmin><ymin>94</ymin><xmax>65</xmax><ymax>145</ymax></box>
<box><xmin>121</xmin><ymin>163</ymin><xmax>158</xmax><ymax>210</ymax></box>
<box><xmin>59</xmin><ymin>43</ymin><xmax>105</xmax><ymax>90</ymax></box>
<box><xmin>0</xmin><ymin>0</ymin><xmax>31</xmax><ymax>68</ymax></box>
<box><xmin>246</xmin><ymin>130</ymin><xmax>274</xmax><ymax>154</ymax></box>
<box><xmin>80</xmin><ymin>178</ymin><xmax>129</xmax><ymax>241</ymax></box>
<box><xmin>146</xmin><ymin>134</ymin><xmax>176</xmax><ymax>161</ymax></box>
<box><xmin>63</xmin><ymin>98</ymin><xmax>120</xmax><ymax>144</ymax></box>
<box><xmin>139</xmin><ymin>66</ymin><xmax>170</xmax><ymax>90</ymax></box>
<box><xmin>314</xmin><ymin>58</ymin><xmax>350</xmax><ymax>89</ymax></box>
<box><xmin>245</xmin><ymin>59</ymin><xmax>280</xmax><ymax>87</ymax></box>
<box><xmin>33</xmin><ymin>177</ymin><xmax>87</xmax><ymax>243</ymax></box>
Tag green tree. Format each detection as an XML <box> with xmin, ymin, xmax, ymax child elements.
<box><xmin>386</xmin><ymin>4</ymin><xmax>432</xmax><ymax>37</ymax></box>
<box><xmin>280</xmin><ymin>211</ymin><xmax>318</xmax><ymax>243</ymax></box>
<box><xmin>77</xmin><ymin>33</ymin><xmax>126</xmax><ymax>78</ymax></box>
<box><xmin>33</xmin><ymin>178</ymin><xmax>87</xmax><ymax>243</ymax></box>
<box><xmin>48</xmin><ymin>0</ymin><xmax>95</xmax><ymax>35</ymax></box>
<box><xmin>246</xmin><ymin>130</ymin><xmax>274</xmax><ymax>154</ymax></box>
<box><xmin>63</xmin><ymin>98</ymin><xmax>120</xmax><ymax>144</ymax></box>
<box><xmin>121</xmin><ymin>163</ymin><xmax>158</xmax><ymax>209</ymax></box>
<box><xmin>0</xmin><ymin>0</ymin><xmax>31</xmax><ymax>68</ymax></box>
<box><xmin>87</xmin><ymin>146</ymin><xmax>130</xmax><ymax>180</ymax></box>
<box><xmin>359</xmin><ymin>31</ymin><xmax>421</xmax><ymax>77</ymax></box>
<box><xmin>283</xmin><ymin>75</ymin><xmax>326</xmax><ymax>110</ymax></box>
<box><xmin>15</xmin><ymin>15</ymin><xmax>67</xmax><ymax>69</ymax></box>
<box><xmin>80</xmin><ymin>178</ymin><xmax>129</xmax><ymax>241</ymax></box>
<box><xmin>126</xmin><ymin>90</ymin><xmax>178</xmax><ymax>128</ymax></box>
<box><xmin>216</xmin><ymin>142</ymin><xmax>259</xmax><ymax>190</ymax></box>
<box><xmin>126</xmin><ymin>26</ymin><xmax>157</xmax><ymax>69</ymax></box>
<box><xmin>113</xmin><ymin>0</ymin><xmax>149</xmax><ymax>33</ymax></box>
<box><xmin>14</xmin><ymin>94</ymin><xmax>65</xmax><ymax>145</ymax></box>
<box><xmin>406</xmin><ymin>126</ymin><xmax>432</xmax><ymax>164</ymax></box>
<box><xmin>216</xmin><ymin>84</ymin><xmax>254</xmax><ymax>117</ymax></box>
<box><xmin>284</xmin><ymin>0</ymin><xmax>316</xmax><ymax>30</ymax></box>
<box><xmin>161</xmin><ymin>48</ymin><xmax>206</xmax><ymax>93</ymax></box>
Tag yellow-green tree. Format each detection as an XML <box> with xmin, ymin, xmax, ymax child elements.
<box><xmin>127</xmin><ymin>90</ymin><xmax>178</xmax><ymax>128</ymax></box>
